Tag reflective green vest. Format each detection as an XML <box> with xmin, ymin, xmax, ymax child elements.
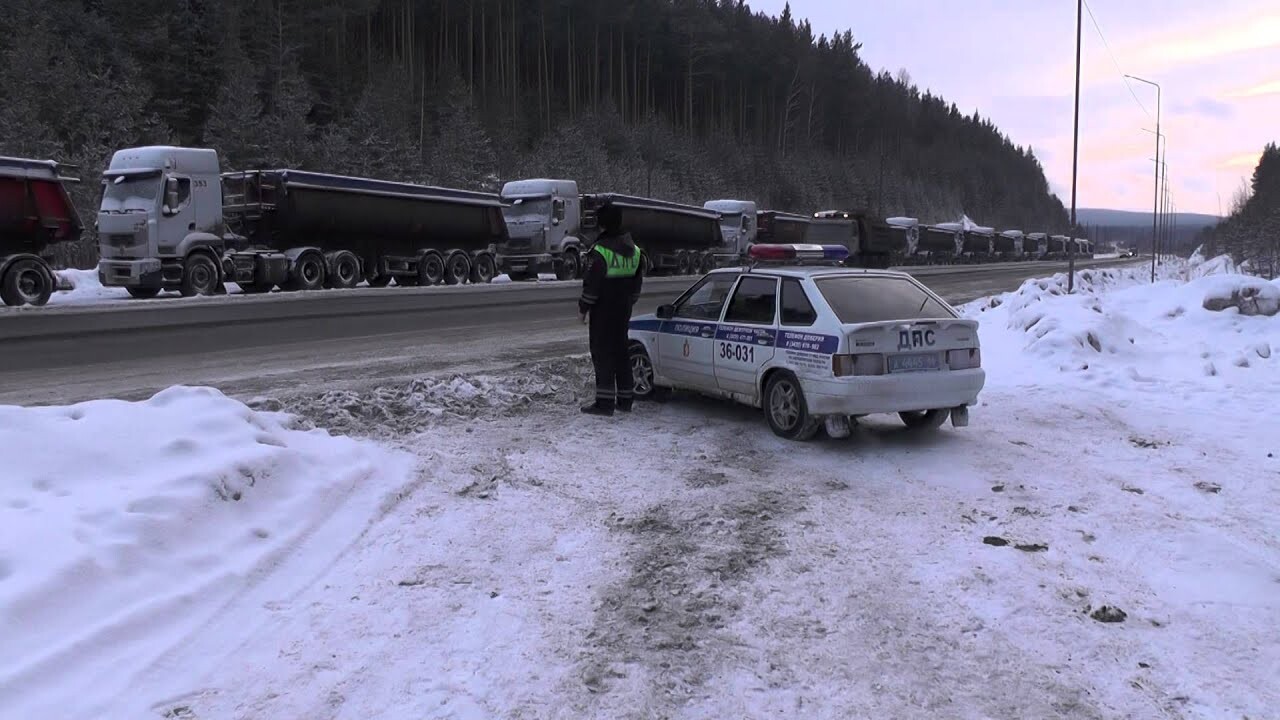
<box><xmin>594</xmin><ymin>244</ymin><xmax>643</xmax><ymax>278</ymax></box>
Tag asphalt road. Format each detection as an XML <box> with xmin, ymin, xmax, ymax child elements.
<box><xmin>0</xmin><ymin>258</ymin><xmax>1140</xmax><ymax>406</ymax></box>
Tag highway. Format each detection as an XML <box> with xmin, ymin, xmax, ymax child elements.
<box><xmin>0</xmin><ymin>258</ymin><xmax>1139</xmax><ymax>406</ymax></box>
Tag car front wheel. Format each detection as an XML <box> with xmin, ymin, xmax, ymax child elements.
<box><xmin>764</xmin><ymin>371</ymin><xmax>820</xmax><ymax>441</ymax></box>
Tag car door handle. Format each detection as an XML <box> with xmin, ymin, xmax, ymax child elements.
<box><xmin>700</xmin><ymin>329</ymin><xmax>714</xmax><ymax>338</ymax></box>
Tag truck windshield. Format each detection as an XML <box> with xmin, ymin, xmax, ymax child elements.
<box><xmin>101</xmin><ymin>175</ymin><xmax>161</xmax><ymax>214</ymax></box>
<box><xmin>502</xmin><ymin>198</ymin><xmax>552</xmax><ymax>223</ymax></box>
<box><xmin>815</xmin><ymin>276</ymin><xmax>955</xmax><ymax>324</ymax></box>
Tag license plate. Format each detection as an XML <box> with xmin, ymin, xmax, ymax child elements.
<box><xmin>888</xmin><ymin>352</ymin><xmax>940</xmax><ymax>373</ymax></box>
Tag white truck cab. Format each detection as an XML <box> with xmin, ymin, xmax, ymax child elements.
<box><xmin>703</xmin><ymin>199</ymin><xmax>758</xmax><ymax>256</ymax></box>
<box><xmin>496</xmin><ymin>178</ymin><xmax>582</xmax><ymax>280</ymax></box>
<box><xmin>96</xmin><ymin>146</ymin><xmax>226</xmax><ymax>297</ymax></box>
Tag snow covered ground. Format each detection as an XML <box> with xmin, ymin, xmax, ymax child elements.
<box><xmin>3</xmin><ymin>256</ymin><xmax>1278</xmax><ymax>719</ymax></box>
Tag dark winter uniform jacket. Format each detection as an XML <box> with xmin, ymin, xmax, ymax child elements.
<box><xmin>578</xmin><ymin>232</ymin><xmax>644</xmax><ymax>316</ymax></box>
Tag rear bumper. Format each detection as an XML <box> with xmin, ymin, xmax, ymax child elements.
<box><xmin>802</xmin><ymin>368</ymin><xmax>986</xmax><ymax>416</ymax></box>
<box><xmin>98</xmin><ymin>259</ymin><xmax>163</xmax><ymax>288</ymax></box>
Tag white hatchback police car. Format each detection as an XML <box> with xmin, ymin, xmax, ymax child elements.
<box><xmin>627</xmin><ymin>244</ymin><xmax>985</xmax><ymax>440</ymax></box>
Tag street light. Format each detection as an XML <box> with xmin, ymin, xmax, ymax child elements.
<box><xmin>1068</xmin><ymin>0</ymin><xmax>1083</xmax><ymax>293</ymax></box>
<box><xmin>1126</xmin><ymin>74</ymin><xmax>1161</xmax><ymax>282</ymax></box>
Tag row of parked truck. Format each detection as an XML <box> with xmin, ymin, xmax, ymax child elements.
<box><xmin>0</xmin><ymin>146</ymin><xmax>1095</xmax><ymax>307</ymax></box>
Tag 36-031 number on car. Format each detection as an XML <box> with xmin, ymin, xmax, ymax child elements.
<box><xmin>718</xmin><ymin>342</ymin><xmax>755</xmax><ymax>363</ymax></box>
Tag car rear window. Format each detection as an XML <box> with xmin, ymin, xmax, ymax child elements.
<box><xmin>814</xmin><ymin>276</ymin><xmax>954</xmax><ymax>324</ymax></box>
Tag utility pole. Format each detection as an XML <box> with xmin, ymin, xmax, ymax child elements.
<box><xmin>1126</xmin><ymin>74</ymin><xmax>1161</xmax><ymax>281</ymax></box>
<box><xmin>1068</xmin><ymin>0</ymin><xmax>1083</xmax><ymax>292</ymax></box>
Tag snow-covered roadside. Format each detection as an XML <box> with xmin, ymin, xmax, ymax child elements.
<box><xmin>0</xmin><ymin>388</ymin><xmax>416</xmax><ymax>719</ymax></box>
<box><xmin>5</xmin><ymin>256</ymin><xmax>1277</xmax><ymax>719</ymax></box>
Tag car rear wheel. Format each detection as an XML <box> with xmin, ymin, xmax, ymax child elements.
<box><xmin>900</xmin><ymin>409</ymin><xmax>949</xmax><ymax>431</ymax></box>
<box><xmin>764</xmin><ymin>372</ymin><xmax>820</xmax><ymax>441</ymax></box>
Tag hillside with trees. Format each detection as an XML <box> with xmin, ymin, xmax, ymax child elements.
<box><xmin>1202</xmin><ymin>143</ymin><xmax>1279</xmax><ymax>277</ymax></box>
<box><xmin>0</xmin><ymin>0</ymin><xmax>1070</xmax><ymax>267</ymax></box>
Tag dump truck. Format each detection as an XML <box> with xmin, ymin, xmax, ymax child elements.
<box><xmin>1023</xmin><ymin>232</ymin><xmax>1048</xmax><ymax>258</ymax></box>
<box><xmin>961</xmin><ymin>225</ymin><xmax>996</xmax><ymax>262</ymax></box>
<box><xmin>701</xmin><ymin>200</ymin><xmax>811</xmax><ymax>261</ymax></box>
<box><xmin>96</xmin><ymin>146</ymin><xmax>507</xmax><ymax>297</ymax></box>
<box><xmin>808</xmin><ymin>211</ymin><xmax>908</xmax><ymax>269</ymax></box>
<box><xmin>994</xmin><ymin>230</ymin><xmax>1024</xmax><ymax>260</ymax></box>
<box><xmin>1</xmin><ymin>157</ymin><xmax>83</xmax><ymax>307</ymax></box>
<box><xmin>581</xmin><ymin>193</ymin><xmax>724</xmax><ymax>275</ymax></box>
<box><xmin>919</xmin><ymin>222</ymin><xmax>965</xmax><ymax>263</ymax></box>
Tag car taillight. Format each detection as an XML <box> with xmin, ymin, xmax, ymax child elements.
<box><xmin>832</xmin><ymin>354</ymin><xmax>885</xmax><ymax>377</ymax></box>
<box><xmin>947</xmin><ymin>348</ymin><xmax>981</xmax><ymax>370</ymax></box>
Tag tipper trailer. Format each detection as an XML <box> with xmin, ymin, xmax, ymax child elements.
<box><xmin>97</xmin><ymin>146</ymin><xmax>507</xmax><ymax>297</ymax></box>
<box><xmin>0</xmin><ymin>157</ymin><xmax>83</xmax><ymax>307</ymax></box>
<box><xmin>807</xmin><ymin>211</ymin><xmax>906</xmax><ymax>269</ymax></box>
<box><xmin>581</xmin><ymin>193</ymin><xmax>724</xmax><ymax>275</ymax></box>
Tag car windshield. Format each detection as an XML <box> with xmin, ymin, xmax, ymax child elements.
<box><xmin>815</xmin><ymin>276</ymin><xmax>955</xmax><ymax>324</ymax></box>
<box><xmin>101</xmin><ymin>175</ymin><xmax>161</xmax><ymax>214</ymax></box>
<box><xmin>502</xmin><ymin>198</ymin><xmax>552</xmax><ymax>223</ymax></box>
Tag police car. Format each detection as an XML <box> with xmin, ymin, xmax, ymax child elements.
<box><xmin>627</xmin><ymin>244</ymin><xmax>985</xmax><ymax>440</ymax></box>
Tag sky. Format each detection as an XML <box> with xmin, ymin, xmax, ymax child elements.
<box><xmin>750</xmin><ymin>0</ymin><xmax>1280</xmax><ymax>215</ymax></box>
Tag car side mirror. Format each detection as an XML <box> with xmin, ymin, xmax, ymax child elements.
<box><xmin>656</xmin><ymin>304</ymin><xmax>675</xmax><ymax>320</ymax></box>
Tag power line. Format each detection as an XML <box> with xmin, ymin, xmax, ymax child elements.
<box><xmin>1082</xmin><ymin>0</ymin><xmax>1151</xmax><ymax>119</ymax></box>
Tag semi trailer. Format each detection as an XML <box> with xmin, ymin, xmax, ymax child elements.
<box><xmin>1023</xmin><ymin>232</ymin><xmax>1047</xmax><ymax>258</ymax></box>
<box><xmin>994</xmin><ymin>230</ymin><xmax>1023</xmax><ymax>259</ymax></box>
<box><xmin>1</xmin><ymin>157</ymin><xmax>83</xmax><ymax>307</ymax></box>
<box><xmin>96</xmin><ymin>146</ymin><xmax>507</xmax><ymax>297</ymax></box>
<box><xmin>581</xmin><ymin>193</ymin><xmax>724</xmax><ymax>275</ymax></box>
<box><xmin>808</xmin><ymin>211</ymin><xmax>905</xmax><ymax>269</ymax></box>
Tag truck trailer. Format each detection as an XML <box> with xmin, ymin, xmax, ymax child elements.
<box><xmin>97</xmin><ymin>146</ymin><xmax>507</xmax><ymax>297</ymax></box>
<box><xmin>1</xmin><ymin>157</ymin><xmax>83</xmax><ymax>306</ymax></box>
<box><xmin>582</xmin><ymin>193</ymin><xmax>724</xmax><ymax>275</ymax></box>
<box><xmin>808</xmin><ymin>211</ymin><xmax>906</xmax><ymax>269</ymax></box>
<box><xmin>994</xmin><ymin>230</ymin><xmax>1023</xmax><ymax>259</ymax></box>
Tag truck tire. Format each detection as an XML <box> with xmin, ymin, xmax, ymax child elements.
<box><xmin>126</xmin><ymin>287</ymin><xmax>161</xmax><ymax>299</ymax></box>
<box><xmin>1</xmin><ymin>258</ymin><xmax>54</xmax><ymax>307</ymax></box>
<box><xmin>701</xmin><ymin>253</ymin><xmax>716</xmax><ymax>273</ymax></box>
<box><xmin>180</xmin><ymin>253</ymin><xmax>220</xmax><ymax>297</ymax></box>
<box><xmin>470</xmin><ymin>252</ymin><xmax>497</xmax><ymax>284</ymax></box>
<box><xmin>676</xmin><ymin>251</ymin><xmax>692</xmax><ymax>275</ymax></box>
<box><xmin>325</xmin><ymin>251</ymin><xmax>361</xmax><ymax>290</ymax></box>
<box><xmin>444</xmin><ymin>251</ymin><xmax>471</xmax><ymax>285</ymax></box>
<box><xmin>284</xmin><ymin>251</ymin><xmax>325</xmax><ymax>291</ymax></box>
<box><xmin>556</xmin><ymin>249</ymin><xmax>580</xmax><ymax>281</ymax></box>
<box><xmin>418</xmin><ymin>251</ymin><xmax>445</xmax><ymax>286</ymax></box>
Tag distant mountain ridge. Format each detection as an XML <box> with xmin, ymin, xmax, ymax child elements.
<box><xmin>1077</xmin><ymin>208</ymin><xmax>1220</xmax><ymax>228</ymax></box>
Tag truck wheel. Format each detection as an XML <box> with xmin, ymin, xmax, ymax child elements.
<box><xmin>126</xmin><ymin>287</ymin><xmax>161</xmax><ymax>299</ymax></box>
<box><xmin>556</xmin><ymin>250</ymin><xmax>580</xmax><ymax>281</ymax></box>
<box><xmin>470</xmin><ymin>253</ymin><xmax>497</xmax><ymax>284</ymax></box>
<box><xmin>444</xmin><ymin>251</ymin><xmax>471</xmax><ymax>285</ymax></box>
<box><xmin>900</xmin><ymin>409</ymin><xmax>949</xmax><ymax>431</ymax></box>
<box><xmin>1</xmin><ymin>259</ymin><xmax>54</xmax><ymax>307</ymax></box>
<box><xmin>326</xmin><ymin>252</ymin><xmax>361</xmax><ymax>290</ymax></box>
<box><xmin>418</xmin><ymin>251</ymin><xmax>445</xmax><ymax>285</ymax></box>
<box><xmin>180</xmin><ymin>254</ymin><xmax>220</xmax><ymax>297</ymax></box>
<box><xmin>285</xmin><ymin>252</ymin><xmax>326</xmax><ymax>292</ymax></box>
<box><xmin>701</xmin><ymin>253</ymin><xmax>716</xmax><ymax>273</ymax></box>
<box><xmin>764</xmin><ymin>371</ymin><xmax>820</xmax><ymax>441</ymax></box>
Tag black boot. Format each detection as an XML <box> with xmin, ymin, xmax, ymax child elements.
<box><xmin>581</xmin><ymin>400</ymin><xmax>614</xmax><ymax>417</ymax></box>
<box><xmin>616</xmin><ymin>398</ymin><xmax>633</xmax><ymax>413</ymax></box>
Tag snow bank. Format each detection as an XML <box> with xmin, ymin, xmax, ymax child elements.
<box><xmin>49</xmin><ymin>268</ymin><xmax>129</xmax><ymax>305</ymax></box>
<box><xmin>0</xmin><ymin>387</ymin><xmax>415</xmax><ymax>719</ymax></box>
<box><xmin>965</xmin><ymin>256</ymin><xmax>1280</xmax><ymax>388</ymax></box>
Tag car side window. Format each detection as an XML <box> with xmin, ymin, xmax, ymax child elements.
<box><xmin>674</xmin><ymin>274</ymin><xmax>739</xmax><ymax>321</ymax></box>
<box><xmin>780</xmin><ymin>278</ymin><xmax>817</xmax><ymax>326</ymax></box>
<box><xmin>723</xmin><ymin>276</ymin><xmax>779</xmax><ymax>325</ymax></box>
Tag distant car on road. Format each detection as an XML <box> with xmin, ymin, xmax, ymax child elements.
<box><xmin>627</xmin><ymin>244</ymin><xmax>986</xmax><ymax>440</ymax></box>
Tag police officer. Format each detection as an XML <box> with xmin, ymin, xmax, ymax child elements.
<box><xmin>578</xmin><ymin>202</ymin><xmax>644</xmax><ymax>416</ymax></box>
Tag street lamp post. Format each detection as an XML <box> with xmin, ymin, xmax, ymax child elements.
<box><xmin>1066</xmin><ymin>0</ymin><xmax>1084</xmax><ymax>292</ymax></box>
<box><xmin>1126</xmin><ymin>74</ymin><xmax>1161</xmax><ymax>282</ymax></box>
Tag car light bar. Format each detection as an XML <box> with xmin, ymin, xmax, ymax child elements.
<box><xmin>748</xmin><ymin>244</ymin><xmax>850</xmax><ymax>263</ymax></box>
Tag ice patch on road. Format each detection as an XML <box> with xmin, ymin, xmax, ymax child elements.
<box><xmin>0</xmin><ymin>387</ymin><xmax>414</xmax><ymax>719</ymax></box>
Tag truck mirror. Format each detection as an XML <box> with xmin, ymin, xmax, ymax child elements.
<box><xmin>552</xmin><ymin>217</ymin><xmax>561</xmax><ymax>226</ymax></box>
<box><xmin>656</xmin><ymin>304</ymin><xmax>675</xmax><ymax>320</ymax></box>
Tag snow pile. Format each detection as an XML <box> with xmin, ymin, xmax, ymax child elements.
<box><xmin>0</xmin><ymin>387</ymin><xmax>414</xmax><ymax>718</ymax></box>
<box><xmin>49</xmin><ymin>268</ymin><xmax>128</xmax><ymax>305</ymax></box>
<box><xmin>966</xmin><ymin>258</ymin><xmax>1280</xmax><ymax>386</ymax></box>
<box><xmin>255</xmin><ymin>357</ymin><xmax>593</xmax><ymax>437</ymax></box>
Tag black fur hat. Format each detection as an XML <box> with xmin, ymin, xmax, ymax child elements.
<box><xmin>597</xmin><ymin>202</ymin><xmax>622</xmax><ymax>232</ymax></box>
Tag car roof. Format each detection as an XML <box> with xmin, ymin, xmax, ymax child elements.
<box><xmin>708</xmin><ymin>265</ymin><xmax>913</xmax><ymax>280</ymax></box>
